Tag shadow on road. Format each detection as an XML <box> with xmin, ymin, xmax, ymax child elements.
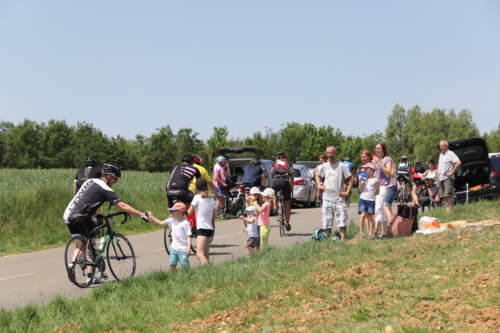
<box><xmin>210</xmin><ymin>244</ymin><xmax>238</xmax><ymax>249</ymax></box>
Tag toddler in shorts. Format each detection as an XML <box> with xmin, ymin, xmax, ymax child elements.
<box><xmin>358</xmin><ymin>163</ymin><xmax>380</xmax><ymax>238</ymax></box>
<box><xmin>239</xmin><ymin>206</ymin><xmax>259</xmax><ymax>256</ymax></box>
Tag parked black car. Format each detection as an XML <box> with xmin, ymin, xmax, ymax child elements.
<box><xmin>447</xmin><ymin>138</ymin><xmax>500</xmax><ymax>203</ymax></box>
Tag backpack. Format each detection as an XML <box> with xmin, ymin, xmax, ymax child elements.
<box><xmin>312</xmin><ymin>228</ymin><xmax>328</xmax><ymax>241</ymax></box>
<box><xmin>414</xmin><ymin>165</ymin><xmax>425</xmax><ymax>173</ymax></box>
<box><xmin>272</xmin><ymin>159</ymin><xmax>290</xmax><ymax>177</ymax></box>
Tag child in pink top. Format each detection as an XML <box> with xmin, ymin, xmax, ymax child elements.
<box><xmin>253</xmin><ymin>188</ymin><xmax>275</xmax><ymax>250</ymax></box>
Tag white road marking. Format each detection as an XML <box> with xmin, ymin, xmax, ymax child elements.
<box><xmin>0</xmin><ymin>273</ymin><xmax>35</xmax><ymax>281</ymax></box>
<box><xmin>147</xmin><ymin>248</ymin><xmax>166</xmax><ymax>253</ymax></box>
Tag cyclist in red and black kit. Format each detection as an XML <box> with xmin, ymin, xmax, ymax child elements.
<box><xmin>166</xmin><ymin>155</ymin><xmax>202</xmax><ymax>207</ymax></box>
<box><xmin>272</xmin><ymin>151</ymin><xmax>294</xmax><ymax>231</ymax></box>
<box><xmin>74</xmin><ymin>157</ymin><xmax>102</xmax><ymax>195</ymax></box>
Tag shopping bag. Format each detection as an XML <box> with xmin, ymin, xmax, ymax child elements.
<box><xmin>389</xmin><ymin>215</ymin><xmax>414</xmax><ymax>236</ymax></box>
<box><xmin>396</xmin><ymin>204</ymin><xmax>419</xmax><ymax>234</ymax></box>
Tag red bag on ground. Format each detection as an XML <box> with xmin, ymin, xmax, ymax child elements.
<box><xmin>390</xmin><ymin>205</ymin><xmax>416</xmax><ymax>236</ymax></box>
<box><xmin>389</xmin><ymin>215</ymin><xmax>413</xmax><ymax>236</ymax></box>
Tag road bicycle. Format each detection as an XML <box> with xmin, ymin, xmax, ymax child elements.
<box><xmin>163</xmin><ymin>199</ymin><xmax>215</xmax><ymax>255</ymax></box>
<box><xmin>230</xmin><ymin>185</ymin><xmax>249</xmax><ymax>218</ymax></box>
<box><xmin>64</xmin><ymin>212</ymin><xmax>136</xmax><ymax>288</ymax></box>
<box><xmin>215</xmin><ymin>186</ymin><xmax>233</xmax><ymax>219</ymax></box>
<box><xmin>276</xmin><ymin>189</ymin><xmax>286</xmax><ymax>237</ymax></box>
<box><xmin>397</xmin><ymin>175</ymin><xmax>410</xmax><ymax>206</ymax></box>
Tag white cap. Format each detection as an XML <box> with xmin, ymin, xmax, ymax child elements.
<box><xmin>262</xmin><ymin>188</ymin><xmax>275</xmax><ymax>198</ymax></box>
<box><xmin>246</xmin><ymin>206</ymin><xmax>258</xmax><ymax>214</ymax></box>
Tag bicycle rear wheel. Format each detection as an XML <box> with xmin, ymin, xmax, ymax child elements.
<box><xmin>64</xmin><ymin>236</ymin><xmax>91</xmax><ymax>288</ymax></box>
<box><xmin>190</xmin><ymin>221</ymin><xmax>215</xmax><ymax>254</ymax></box>
<box><xmin>106</xmin><ymin>234</ymin><xmax>136</xmax><ymax>281</ymax></box>
<box><xmin>190</xmin><ymin>227</ymin><xmax>197</xmax><ymax>254</ymax></box>
<box><xmin>164</xmin><ymin>225</ymin><xmax>172</xmax><ymax>255</ymax></box>
<box><xmin>399</xmin><ymin>184</ymin><xmax>406</xmax><ymax>205</ymax></box>
<box><xmin>278</xmin><ymin>201</ymin><xmax>286</xmax><ymax>237</ymax></box>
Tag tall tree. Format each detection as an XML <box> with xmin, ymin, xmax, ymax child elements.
<box><xmin>140</xmin><ymin>126</ymin><xmax>176</xmax><ymax>172</ymax></box>
<box><xmin>71</xmin><ymin>122</ymin><xmax>109</xmax><ymax>167</ymax></box>
<box><xmin>385</xmin><ymin>104</ymin><xmax>407</xmax><ymax>160</ymax></box>
<box><xmin>39</xmin><ymin>119</ymin><xmax>74</xmax><ymax>168</ymax></box>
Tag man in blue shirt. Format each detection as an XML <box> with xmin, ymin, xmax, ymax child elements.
<box><xmin>242</xmin><ymin>158</ymin><xmax>267</xmax><ymax>189</ymax></box>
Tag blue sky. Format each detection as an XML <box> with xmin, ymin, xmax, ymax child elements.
<box><xmin>1</xmin><ymin>1</ymin><xmax>499</xmax><ymax>141</ymax></box>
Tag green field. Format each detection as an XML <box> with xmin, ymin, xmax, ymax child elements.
<box><xmin>0</xmin><ymin>169</ymin><xmax>169</xmax><ymax>256</ymax></box>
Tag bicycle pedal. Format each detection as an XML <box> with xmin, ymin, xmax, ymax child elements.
<box><xmin>102</xmin><ymin>273</ymin><xmax>108</xmax><ymax>280</ymax></box>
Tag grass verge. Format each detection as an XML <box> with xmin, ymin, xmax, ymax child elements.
<box><xmin>2</xmin><ymin>200</ymin><xmax>500</xmax><ymax>332</ymax></box>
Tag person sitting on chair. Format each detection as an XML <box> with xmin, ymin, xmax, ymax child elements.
<box><xmin>410</xmin><ymin>176</ymin><xmax>438</xmax><ymax>207</ymax></box>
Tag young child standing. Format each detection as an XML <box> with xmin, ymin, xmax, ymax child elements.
<box><xmin>239</xmin><ymin>206</ymin><xmax>259</xmax><ymax>256</ymax></box>
<box><xmin>253</xmin><ymin>188</ymin><xmax>275</xmax><ymax>250</ymax></box>
<box><xmin>357</xmin><ymin>163</ymin><xmax>380</xmax><ymax>239</ymax></box>
<box><xmin>147</xmin><ymin>203</ymin><xmax>191</xmax><ymax>270</ymax></box>
<box><xmin>187</xmin><ymin>178</ymin><xmax>218</xmax><ymax>265</ymax></box>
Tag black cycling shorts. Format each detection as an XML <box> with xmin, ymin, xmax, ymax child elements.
<box><xmin>67</xmin><ymin>219</ymin><xmax>97</xmax><ymax>238</ymax></box>
<box><xmin>166</xmin><ymin>188</ymin><xmax>194</xmax><ymax>208</ymax></box>
<box><xmin>197</xmin><ymin>228</ymin><xmax>214</xmax><ymax>237</ymax></box>
<box><xmin>397</xmin><ymin>174</ymin><xmax>409</xmax><ymax>183</ymax></box>
<box><xmin>273</xmin><ymin>181</ymin><xmax>292</xmax><ymax>201</ymax></box>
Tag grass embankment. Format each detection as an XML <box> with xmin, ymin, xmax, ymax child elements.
<box><xmin>2</xmin><ymin>200</ymin><xmax>500</xmax><ymax>332</ymax></box>
<box><xmin>0</xmin><ymin>169</ymin><xmax>168</xmax><ymax>256</ymax></box>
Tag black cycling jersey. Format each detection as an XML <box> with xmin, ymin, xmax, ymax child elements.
<box><xmin>74</xmin><ymin>167</ymin><xmax>102</xmax><ymax>193</ymax></box>
<box><xmin>63</xmin><ymin>178</ymin><xmax>121</xmax><ymax>224</ymax></box>
<box><xmin>166</xmin><ymin>164</ymin><xmax>202</xmax><ymax>190</ymax></box>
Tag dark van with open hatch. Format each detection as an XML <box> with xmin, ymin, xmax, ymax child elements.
<box><xmin>447</xmin><ymin>138</ymin><xmax>500</xmax><ymax>203</ymax></box>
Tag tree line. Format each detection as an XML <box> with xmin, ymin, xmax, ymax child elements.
<box><xmin>1</xmin><ymin>105</ymin><xmax>499</xmax><ymax>172</ymax></box>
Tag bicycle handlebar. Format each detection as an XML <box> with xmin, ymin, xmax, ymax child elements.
<box><xmin>95</xmin><ymin>211</ymin><xmax>131</xmax><ymax>225</ymax></box>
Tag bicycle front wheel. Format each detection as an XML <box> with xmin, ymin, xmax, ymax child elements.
<box><xmin>106</xmin><ymin>234</ymin><xmax>136</xmax><ymax>281</ymax></box>
<box><xmin>164</xmin><ymin>225</ymin><xmax>172</xmax><ymax>255</ymax></box>
<box><xmin>64</xmin><ymin>236</ymin><xmax>91</xmax><ymax>288</ymax></box>
<box><xmin>345</xmin><ymin>195</ymin><xmax>351</xmax><ymax>207</ymax></box>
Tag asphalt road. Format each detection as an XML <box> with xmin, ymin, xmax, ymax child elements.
<box><xmin>0</xmin><ymin>203</ymin><xmax>359</xmax><ymax>310</ymax></box>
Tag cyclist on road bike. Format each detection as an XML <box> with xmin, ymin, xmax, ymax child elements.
<box><xmin>63</xmin><ymin>164</ymin><xmax>150</xmax><ymax>285</ymax></box>
<box><xmin>396</xmin><ymin>156</ymin><xmax>411</xmax><ymax>198</ymax></box>
<box><xmin>213</xmin><ymin>156</ymin><xmax>232</xmax><ymax>205</ymax></box>
<box><xmin>242</xmin><ymin>157</ymin><xmax>267</xmax><ymax>189</ymax></box>
<box><xmin>74</xmin><ymin>157</ymin><xmax>101</xmax><ymax>195</ymax></box>
<box><xmin>166</xmin><ymin>155</ymin><xmax>202</xmax><ymax>207</ymax></box>
<box><xmin>271</xmin><ymin>151</ymin><xmax>294</xmax><ymax>231</ymax></box>
<box><xmin>188</xmin><ymin>154</ymin><xmax>217</xmax><ymax>194</ymax></box>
